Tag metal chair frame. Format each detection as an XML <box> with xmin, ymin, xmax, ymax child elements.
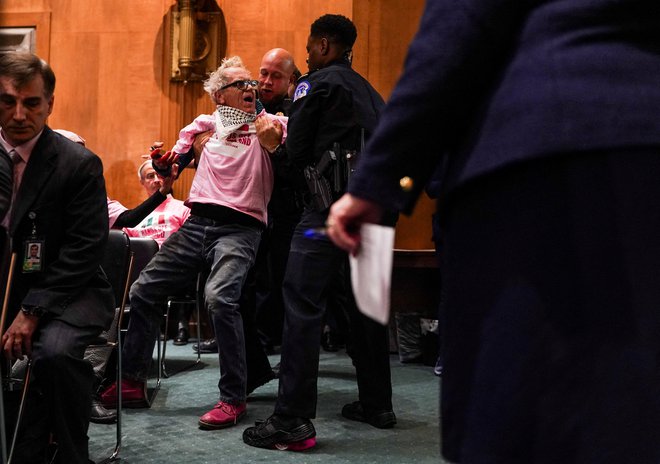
<box><xmin>93</xmin><ymin>229</ymin><xmax>134</xmax><ymax>464</ymax></box>
<box><xmin>160</xmin><ymin>271</ymin><xmax>204</xmax><ymax>378</ymax></box>
<box><xmin>123</xmin><ymin>237</ymin><xmax>161</xmax><ymax>403</ymax></box>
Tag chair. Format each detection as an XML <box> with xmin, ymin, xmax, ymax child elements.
<box><xmin>91</xmin><ymin>229</ymin><xmax>133</xmax><ymax>464</ymax></box>
<box><xmin>0</xmin><ymin>250</ymin><xmax>25</xmax><ymax>464</ymax></box>
<box><xmin>160</xmin><ymin>270</ymin><xmax>205</xmax><ymax>377</ymax></box>
<box><xmin>124</xmin><ymin>237</ymin><xmax>161</xmax><ymax>395</ymax></box>
<box><xmin>126</xmin><ymin>237</ymin><xmax>206</xmax><ymax>380</ymax></box>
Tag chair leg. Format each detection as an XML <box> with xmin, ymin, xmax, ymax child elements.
<box><xmin>160</xmin><ymin>301</ymin><xmax>171</xmax><ymax>379</ymax></box>
<box><xmin>161</xmin><ymin>298</ymin><xmax>201</xmax><ymax>378</ymax></box>
<box><xmin>97</xmin><ymin>328</ymin><xmax>123</xmax><ymax>463</ymax></box>
<box><xmin>194</xmin><ymin>297</ymin><xmax>201</xmax><ymax>364</ymax></box>
<box><xmin>0</xmin><ymin>366</ymin><xmax>9</xmax><ymax>464</ymax></box>
<box><xmin>7</xmin><ymin>360</ymin><xmax>32</xmax><ymax>464</ymax></box>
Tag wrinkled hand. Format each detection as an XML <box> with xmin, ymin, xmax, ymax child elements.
<box><xmin>2</xmin><ymin>312</ymin><xmax>39</xmax><ymax>360</ymax></box>
<box><xmin>326</xmin><ymin>194</ymin><xmax>384</xmax><ymax>256</ymax></box>
<box><xmin>150</xmin><ymin>148</ymin><xmax>179</xmax><ymax>170</ymax></box>
<box><xmin>193</xmin><ymin>130</ymin><xmax>213</xmax><ymax>166</ymax></box>
<box><xmin>255</xmin><ymin>115</ymin><xmax>283</xmax><ymax>154</ymax></box>
<box><xmin>158</xmin><ymin>163</ymin><xmax>179</xmax><ymax>195</ymax></box>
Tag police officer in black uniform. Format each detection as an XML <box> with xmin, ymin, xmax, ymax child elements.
<box><xmin>243</xmin><ymin>14</ymin><xmax>396</xmax><ymax>450</ymax></box>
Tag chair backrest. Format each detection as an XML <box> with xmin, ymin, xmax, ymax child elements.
<box><xmin>127</xmin><ymin>237</ymin><xmax>159</xmax><ymax>288</ymax></box>
<box><xmin>101</xmin><ymin>230</ymin><xmax>132</xmax><ymax>308</ymax></box>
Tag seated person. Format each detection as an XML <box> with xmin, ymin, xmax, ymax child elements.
<box><xmin>109</xmin><ymin>160</ymin><xmax>192</xmax><ymax>345</ymax></box>
<box><xmin>1</xmin><ymin>52</ymin><xmax>114</xmax><ymax>463</ymax></box>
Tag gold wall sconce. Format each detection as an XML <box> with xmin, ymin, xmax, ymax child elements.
<box><xmin>170</xmin><ymin>0</ymin><xmax>226</xmax><ymax>83</ymax></box>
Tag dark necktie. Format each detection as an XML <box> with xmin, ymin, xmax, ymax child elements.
<box><xmin>3</xmin><ymin>149</ymin><xmax>21</xmax><ymax>228</ymax></box>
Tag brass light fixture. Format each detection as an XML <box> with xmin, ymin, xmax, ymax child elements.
<box><xmin>170</xmin><ymin>0</ymin><xmax>226</xmax><ymax>83</ymax></box>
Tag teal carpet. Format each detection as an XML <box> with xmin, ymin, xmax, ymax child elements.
<box><xmin>89</xmin><ymin>342</ymin><xmax>447</xmax><ymax>463</ymax></box>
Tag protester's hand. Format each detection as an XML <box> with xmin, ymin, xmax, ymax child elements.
<box><xmin>150</xmin><ymin>148</ymin><xmax>178</xmax><ymax>169</ymax></box>
<box><xmin>255</xmin><ymin>115</ymin><xmax>283</xmax><ymax>154</ymax></box>
<box><xmin>193</xmin><ymin>130</ymin><xmax>213</xmax><ymax>166</ymax></box>
<box><xmin>2</xmin><ymin>312</ymin><xmax>39</xmax><ymax>361</ymax></box>
<box><xmin>326</xmin><ymin>194</ymin><xmax>384</xmax><ymax>256</ymax></box>
<box><xmin>159</xmin><ymin>164</ymin><xmax>179</xmax><ymax>195</ymax></box>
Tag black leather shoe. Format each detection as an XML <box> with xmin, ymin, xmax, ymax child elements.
<box><xmin>90</xmin><ymin>396</ymin><xmax>117</xmax><ymax>424</ymax></box>
<box><xmin>173</xmin><ymin>327</ymin><xmax>189</xmax><ymax>346</ymax></box>
<box><xmin>193</xmin><ymin>338</ymin><xmax>218</xmax><ymax>353</ymax></box>
<box><xmin>243</xmin><ymin>414</ymin><xmax>316</xmax><ymax>449</ymax></box>
<box><xmin>342</xmin><ymin>401</ymin><xmax>396</xmax><ymax>429</ymax></box>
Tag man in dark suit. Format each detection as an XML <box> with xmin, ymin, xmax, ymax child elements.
<box><xmin>327</xmin><ymin>1</ymin><xmax>660</xmax><ymax>463</ymax></box>
<box><xmin>0</xmin><ymin>52</ymin><xmax>114</xmax><ymax>464</ymax></box>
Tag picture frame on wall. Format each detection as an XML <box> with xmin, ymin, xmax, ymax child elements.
<box><xmin>0</xmin><ymin>27</ymin><xmax>36</xmax><ymax>54</ymax></box>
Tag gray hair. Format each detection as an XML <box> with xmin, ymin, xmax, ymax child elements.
<box><xmin>203</xmin><ymin>56</ymin><xmax>249</xmax><ymax>100</ymax></box>
<box><xmin>137</xmin><ymin>159</ymin><xmax>152</xmax><ymax>180</ymax></box>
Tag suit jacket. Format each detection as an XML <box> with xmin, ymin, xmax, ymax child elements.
<box><xmin>8</xmin><ymin>126</ymin><xmax>114</xmax><ymax>329</ymax></box>
<box><xmin>348</xmin><ymin>0</ymin><xmax>660</xmax><ymax>213</ymax></box>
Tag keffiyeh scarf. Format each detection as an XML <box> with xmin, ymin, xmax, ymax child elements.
<box><xmin>207</xmin><ymin>105</ymin><xmax>258</xmax><ymax>159</ymax></box>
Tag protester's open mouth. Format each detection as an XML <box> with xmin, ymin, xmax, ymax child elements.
<box><xmin>243</xmin><ymin>94</ymin><xmax>254</xmax><ymax>103</ymax></box>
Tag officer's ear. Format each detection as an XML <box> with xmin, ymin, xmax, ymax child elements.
<box><xmin>320</xmin><ymin>37</ymin><xmax>330</xmax><ymax>56</ymax></box>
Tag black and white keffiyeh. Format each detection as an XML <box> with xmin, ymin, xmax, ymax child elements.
<box><xmin>205</xmin><ymin>106</ymin><xmax>258</xmax><ymax>158</ymax></box>
<box><xmin>217</xmin><ymin>105</ymin><xmax>257</xmax><ymax>128</ymax></box>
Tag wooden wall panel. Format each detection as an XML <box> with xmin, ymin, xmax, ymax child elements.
<box><xmin>354</xmin><ymin>0</ymin><xmax>433</xmax><ymax>250</ymax></box>
<box><xmin>216</xmin><ymin>0</ymin><xmax>352</xmax><ymax>79</ymax></box>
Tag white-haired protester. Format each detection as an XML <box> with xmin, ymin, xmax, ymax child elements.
<box><xmin>101</xmin><ymin>56</ymin><xmax>288</xmax><ymax>429</ymax></box>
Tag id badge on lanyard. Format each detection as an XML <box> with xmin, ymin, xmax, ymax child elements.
<box><xmin>22</xmin><ymin>212</ymin><xmax>45</xmax><ymax>273</ymax></box>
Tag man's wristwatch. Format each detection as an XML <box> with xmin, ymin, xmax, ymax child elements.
<box><xmin>21</xmin><ymin>305</ymin><xmax>47</xmax><ymax>318</ymax></box>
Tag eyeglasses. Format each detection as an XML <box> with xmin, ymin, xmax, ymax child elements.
<box><xmin>219</xmin><ymin>79</ymin><xmax>259</xmax><ymax>91</ymax></box>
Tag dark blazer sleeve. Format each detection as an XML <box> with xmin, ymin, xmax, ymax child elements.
<box><xmin>0</xmin><ymin>146</ymin><xmax>12</xmax><ymax>222</ymax></box>
<box><xmin>350</xmin><ymin>0</ymin><xmax>660</xmax><ymax>215</ymax></box>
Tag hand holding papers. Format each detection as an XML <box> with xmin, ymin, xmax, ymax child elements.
<box><xmin>348</xmin><ymin>223</ymin><xmax>395</xmax><ymax>325</ymax></box>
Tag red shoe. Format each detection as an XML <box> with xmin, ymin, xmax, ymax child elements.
<box><xmin>198</xmin><ymin>401</ymin><xmax>246</xmax><ymax>429</ymax></box>
<box><xmin>100</xmin><ymin>379</ymin><xmax>149</xmax><ymax>409</ymax></box>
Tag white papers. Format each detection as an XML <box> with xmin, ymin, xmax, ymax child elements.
<box><xmin>349</xmin><ymin>223</ymin><xmax>395</xmax><ymax>325</ymax></box>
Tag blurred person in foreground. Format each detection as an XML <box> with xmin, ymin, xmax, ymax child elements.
<box><xmin>326</xmin><ymin>0</ymin><xmax>660</xmax><ymax>463</ymax></box>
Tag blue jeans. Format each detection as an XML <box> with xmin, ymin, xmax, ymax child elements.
<box><xmin>122</xmin><ymin>215</ymin><xmax>262</xmax><ymax>404</ymax></box>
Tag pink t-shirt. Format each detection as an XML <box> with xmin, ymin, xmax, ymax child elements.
<box><xmin>172</xmin><ymin>109</ymin><xmax>287</xmax><ymax>224</ymax></box>
<box><xmin>107</xmin><ymin>195</ymin><xmax>190</xmax><ymax>247</ymax></box>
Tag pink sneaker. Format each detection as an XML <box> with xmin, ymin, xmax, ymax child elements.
<box><xmin>274</xmin><ymin>437</ymin><xmax>317</xmax><ymax>451</ymax></box>
<box><xmin>198</xmin><ymin>401</ymin><xmax>247</xmax><ymax>429</ymax></box>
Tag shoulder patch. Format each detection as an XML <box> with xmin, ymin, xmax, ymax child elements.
<box><xmin>293</xmin><ymin>80</ymin><xmax>311</xmax><ymax>102</ymax></box>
